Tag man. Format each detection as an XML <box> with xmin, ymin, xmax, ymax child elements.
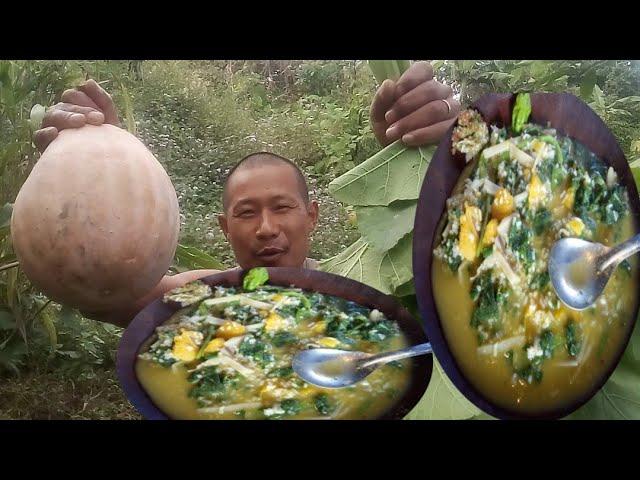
<box><xmin>34</xmin><ymin>61</ymin><xmax>460</xmax><ymax>327</ymax></box>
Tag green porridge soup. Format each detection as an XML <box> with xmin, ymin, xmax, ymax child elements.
<box><xmin>433</xmin><ymin>107</ymin><xmax>638</xmax><ymax>414</ymax></box>
<box><xmin>136</xmin><ymin>280</ymin><xmax>411</xmax><ymax>419</ymax></box>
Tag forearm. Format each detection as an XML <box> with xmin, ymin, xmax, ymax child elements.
<box><xmin>82</xmin><ymin>269</ymin><xmax>221</xmax><ymax>328</ymax></box>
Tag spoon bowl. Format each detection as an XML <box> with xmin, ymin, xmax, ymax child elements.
<box><xmin>292</xmin><ymin>343</ymin><xmax>433</xmax><ymax>389</ymax></box>
<box><xmin>549</xmin><ymin>234</ymin><xmax>640</xmax><ymax>310</ymax></box>
<box><xmin>292</xmin><ymin>349</ymin><xmax>371</xmax><ymax>388</ymax></box>
<box><xmin>549</xmin><ymin>238</ymin><xmax>610</xmax><ymax>310</ymax></box>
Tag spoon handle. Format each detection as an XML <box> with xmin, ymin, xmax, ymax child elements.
<box><xmin>358</xmin><ymin>342</ymin><xmax>432</xmax><ymax>369</ymax></box>
<box><xmin>599</xmin><ymin>233</ymin><xmax>640</xmax><ymax>273</ymax></box>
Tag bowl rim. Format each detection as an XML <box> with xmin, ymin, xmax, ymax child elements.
<box><xmin>116</xmin><ymin>267</ymin><xmax>433</xmax><ymax>420</ymax></box>
<box><xmin>412</xmin><ymin>92</ymin><xmax>640</xmax><ymax>420</ymax></box>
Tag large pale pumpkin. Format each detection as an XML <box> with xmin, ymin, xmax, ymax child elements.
<box><xmin>11</xmin><ymin>124</ymin><xmax>180</xmax><ymax>312</ymax></box>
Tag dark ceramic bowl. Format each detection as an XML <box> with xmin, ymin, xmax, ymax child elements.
<box><xmin>412</xmin><ymin>92</ymin><xmax>640</xmax><ymax>420</ymax></box>
<box><xmin>116</xmin><ymin>267</ymin><xmax>432</xmax><ymax>420</ymax></box>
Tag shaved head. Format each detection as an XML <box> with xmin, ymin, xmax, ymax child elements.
<box><xmin>222</xmin><ymin>152</ymin><xmax>309</xmax><ymax>211</ymax></box>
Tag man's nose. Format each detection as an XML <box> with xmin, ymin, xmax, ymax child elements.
<box><xmin>256</xmin><ymin>212</ymin><xmax>279</xmax><ymax>239</ymax></box>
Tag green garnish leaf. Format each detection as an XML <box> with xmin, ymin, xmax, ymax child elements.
<box><xmin>243</xmin><ymin>267</ymin><xmax>269</xmax><ymax>291</ymax></box>
<box><xmin>512</xmin><ymin>92</ymin><xmax>532</xmax><ymax>134</ymax></box>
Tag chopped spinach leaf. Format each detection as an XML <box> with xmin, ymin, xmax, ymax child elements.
<box><xmin>566</xmin><ymin>321</ymin><xmax>582</xmax><ymax>357</ymax></box>
<box><xmin>271</xmin><ymin>331</ymin><xmax>298</xmax><ymax>348</ymax></box>
<box><xmin>238</xmin><ymin>336</ymin><xmax>274</xmax><ymax>366</ymax></box>
<box><xmin>313</xmin><ymin>393</ymin><xmax>335</xmax><ymax>416</ymax></box>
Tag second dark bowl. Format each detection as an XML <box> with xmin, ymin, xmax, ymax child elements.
<box><xmin>412</xmin><ymin>92</ymin><xmax>640</xmax><ymax>420</ymax></box>
<box><xmin>116</xmin><ymin>267</ymin><xmax>433</xmax><ymax>420</ymax></box>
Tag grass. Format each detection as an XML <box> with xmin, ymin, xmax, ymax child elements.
<box><xmin>0</xmin><ymin>368</ymin><xmax>141</xmax><ymax>420</ymax></box>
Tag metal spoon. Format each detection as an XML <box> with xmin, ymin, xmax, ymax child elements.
<box><xmin>292</xmin><ymin>343</ymin><xmax>432</xmax><ymax>388</ymax></box>
<box><xmin>549</xmin><ymin>233</ymin><xmax>640</xmax><ymax>310</ymax></box>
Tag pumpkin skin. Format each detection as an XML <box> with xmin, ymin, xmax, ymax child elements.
<box><xmin>11</xmin><ymin>124</ymin><xmax>180</xmax><ymax>312</ymax></box>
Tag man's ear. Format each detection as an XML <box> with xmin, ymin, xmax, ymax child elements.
<box><xmin>218</xmin><ymin>213</ymin><xmax>229</xmax><ymax>239</ymax></box>
<box><xmin>307</xmin><ymin>200</ymin><xmax>319</xmax><ymax>231</ymax></box>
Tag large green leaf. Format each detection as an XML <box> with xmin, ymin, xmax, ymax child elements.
<box><xmin>405</xmin><ymin>357</ymin><xmax>481</xmax><ymax>420</ymax></box>
<box><xmin>470</xmin><ymin>412</ymin><xmax>496</xmax><ymax>420</ymax></box>
<box><xmin>319</xmin><ymin>237</ymin><xmax>369</xmax><ymax>279</ymax></box>
<box><xmin>355</xmin><ymin>200</ymin><xmax>417</xmax><ymax>252</ymax></box>
<box><xmin>319</xmin><ymin>233</ymin><xmax>413</xmax><ymax>295</ymax></box>
<box><xmin>173</xmin><ymin>243</ymin><xmax>225</xmax><ymax>272</ymax></box>
<box><xmin>397</xmin><ymin>293</ymin><xmax>420</xmax><ymax>323</ymax></box>
<box><xmin>565</xmin><ymin>318</ymin><xmax>640</xmax><ymax>420</ymax></box>
<box><xmin>328</xmin><ymin>142</ymin><xmax>434</xmax><ymax>207</ymax></box>
<box><xmin>394</xmin><ymin>279</ymin><xmax>416</xmax><ymax>298</ymax></box>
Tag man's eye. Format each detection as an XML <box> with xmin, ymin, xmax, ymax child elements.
<box><xmin>238</xmin><ymin>210</ymin><xmax>255</xmax><ymax>217</ymax></box>
<box><xmin>275</xmin><ymin>205</ymin><xmax>293</xmax><ymax>211</ymax></box>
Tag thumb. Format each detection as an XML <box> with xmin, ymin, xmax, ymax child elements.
<box><xmin>34</xmin><ymin>126</ymin><xmax>59</xmax><ymax>153</ymax></box>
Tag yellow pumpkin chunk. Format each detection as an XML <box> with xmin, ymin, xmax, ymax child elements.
<box><xmin>567</xmin><ymin>217</ymin><xmax>585</xmax><ymax>236</ymax></box>
<box><xmin>531</xmin><ymin>138</ymin><xmax>545</xmax><ymax>155</ymax></box>
<box><xmin>492</xmin><ymin>188</ymin><xmax>515</xmax><ymax>220</ymax></box>
<box><xmin>215</xmin><ymin>320</ymin><xmax>246</xmax><ymax>340</ymax></box>
<box><xmin>482</xmin><ymin>218</ymin><xmax>499</xmax><ymax>246</ymax></box>
<box><xmin>264</xmin><ymin>312</ymin><xmax>287</xmax><ymax>332</ymax></box>
<box><xmin>202</xmin><ymin>337</ymin><xmax>225</xmax><ymax>354</ymax></box>
<box><xmin>172</xmin><ymin>330</ymin><xmax>203</xmax><ymax>362</ymax></box>
<box><xmin>311</xmin><ymin>321</ymin><xmax>327</xmax><ymax>334</ymax></box>
<box><xmin>458</xmin><ymin>203</ymin><xmax>482</xmax><ymax>261</ymax></box>
<box><xmin>317</xmin><ymin>337</ymin><xmax>341</xmax><ymax>348</ymax></box>
<box><xmin>528</xmin><ymin>174</ymin><xmax>546</xmax><ymax>206</ymax></box>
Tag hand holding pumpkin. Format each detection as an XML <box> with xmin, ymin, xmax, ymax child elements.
<box><xmin>370</xmin><ymin>61</ymin><xmax>461</xmax><ymax>148</ymax></box>
<box><xmin>34</xmin><ymin>79</ymin><xmax>120</xmax><ymax>153</ymax></box>
<box><xmin>15</xmin><ymin>122</ymin><xmax>180</xmax><ymax>315</ymax></box>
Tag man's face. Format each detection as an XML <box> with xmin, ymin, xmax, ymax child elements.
<box><xmin>218</xmin><ymin>163</ymin><xmax>319</xmax><ymax>269</ymax></box>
